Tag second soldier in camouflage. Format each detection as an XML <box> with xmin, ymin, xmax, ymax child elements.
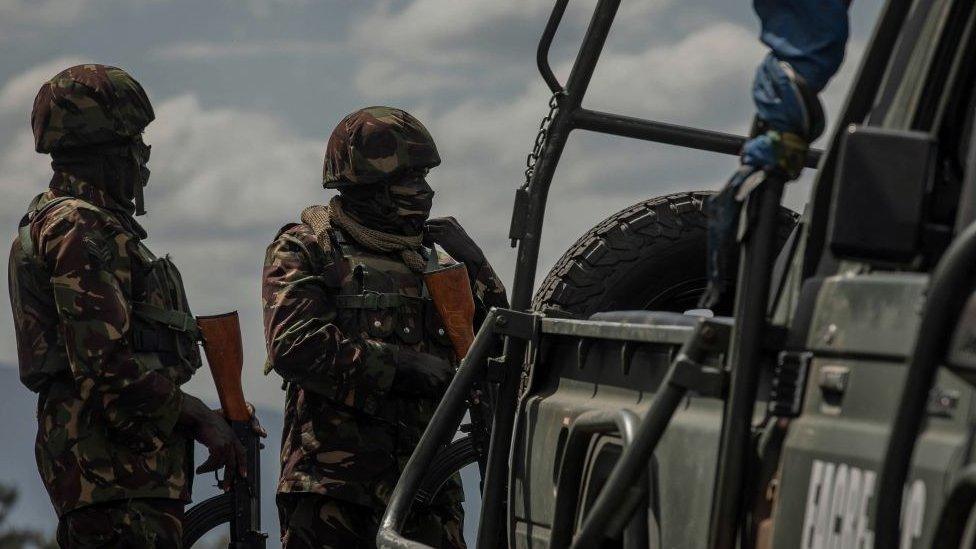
<box><xmin>263</xmin><ymin>106</ymin><xmax>508</xmax><ymax>548</ymax></box>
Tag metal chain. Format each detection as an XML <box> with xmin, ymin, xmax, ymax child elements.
<box><xmin>521</xmin><ymin>91</ymin><xmax>565</xmax><ymax>190</ymax></box>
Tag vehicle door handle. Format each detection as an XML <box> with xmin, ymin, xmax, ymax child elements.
<box><xmin>818</xmin><ymin>365</ymin><xmax>850</xmax><ymax>395</ymax></box>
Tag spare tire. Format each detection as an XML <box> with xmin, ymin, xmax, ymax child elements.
<box><xmin>533</xmin><ymin>191</ymin><xmax>798</xmax><ymax>317</ymax></box>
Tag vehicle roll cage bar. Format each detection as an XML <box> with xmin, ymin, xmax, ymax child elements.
<box><xmin>378</xmin><ymin>0</ymin><xmax>917</xmax><ymax>547</ymax></box>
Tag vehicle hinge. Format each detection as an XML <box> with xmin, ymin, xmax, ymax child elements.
<box><xmin>508</xmin><ymin>188</ymin><xmax>530</xmax><ymax>247</ymax></box>
<box><xmin>768</xmin><ymin>351</ymin><xmax>812</xmax><ymax>417</ymax></box>
<box><xmin>666</xmin><ymin>317</ymin><xmax>733</xmax><ymax>398</ymax></box>
<box><xmin>670</xmin><ymin>358</ymin><xmax>727</xmax><ymax>398</ymax></box>
<box><xmin>492</xmin><ymin>308</ymin><xmax>540</xmax><ymax>340</ymax></box>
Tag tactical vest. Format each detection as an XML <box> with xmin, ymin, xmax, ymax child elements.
<box><xmin>326</xmin><ymin>229</ymin><xmax>456</xmax><ymax>354</ymax></box>
<box><xmin>14</xmin><ymin>193</ymin><xmax>202</xmax><ymax>392</ymax></box>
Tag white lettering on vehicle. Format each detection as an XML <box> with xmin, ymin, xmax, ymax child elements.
<box><xmin>800</xmin><ymin>459</ymin><xmax>925</xmax><ymax>549</ymax></box>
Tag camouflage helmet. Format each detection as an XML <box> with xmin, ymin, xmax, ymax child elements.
<box><xmin>31</xmin><ymin>64</ymin><xmax>155</xmax><ymax>154</ymax></box>
<box><xmin>323</xmin><ymin>106</ymin><xmax>440</xmax><ymax>188</ymax></box>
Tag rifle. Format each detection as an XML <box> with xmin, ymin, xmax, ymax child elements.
<box><xmin>424</xmin><ymin>264</ymin><xmax>492</xmax><ymax>478</ymax></box>
<box><xmin>182</xmin><ymin>311</ymin><xmax>267</xmax><ymax>548</ymax></box>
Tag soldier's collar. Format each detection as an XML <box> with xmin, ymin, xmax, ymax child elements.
<box><xmin>49</xmin><ymin>173</ymin><xmax>147</xmax><ymax>238</ymax></box>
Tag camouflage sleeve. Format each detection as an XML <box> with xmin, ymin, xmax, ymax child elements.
<box><xmin>38</xmin><ymin>206</ymin><xmax>183</xmax><ymax>451</ymax></box>
<box><xmin>262</xmin><ymin>228</ymin><xmax>396</xmax><ymax>415</ymax></box>
<box><xmin>471</xmin><ymin>259</ymin><xmax>509</xmax><ymax>312</ymax></box>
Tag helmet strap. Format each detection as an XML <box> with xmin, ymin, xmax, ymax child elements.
<box><xmin>134</xmin><ymin>178</ymin><xmax>146</xmax><ymax>216</ymax></box>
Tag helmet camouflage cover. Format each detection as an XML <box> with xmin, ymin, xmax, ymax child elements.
<box><xmin>323</xmin><ymin>106</ymin><xmax>441</xmax><ymax>188</ymax></box>
<box><xmin>31</xmin><ymin>64</ymin><xmax>155</xmax><ymax>153</ymax></box>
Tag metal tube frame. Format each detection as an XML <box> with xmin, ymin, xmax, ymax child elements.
<box><xmin>706</xmin><ymin>178</ymin><xmax>786</xmax><ymax>549</ymax></box>
<box><xmin>549</xmin><ymin>409</ymin><xmax>640</xmax><ymax>549</ymax></box>
<box><xmin>377</xmin><ymin>311</ymin><xmax>500</xmax><ymax>549</ymax></box>
<box><xmin>481</xmin><ymin>1</ymin><xmax>822</xmax><ymax>547</ymax></box>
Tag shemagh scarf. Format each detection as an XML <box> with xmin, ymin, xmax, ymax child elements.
<box><xmin>301</xmin><ymin>196</ymin><xmax>428</xmax><ymax>273</ymax></box>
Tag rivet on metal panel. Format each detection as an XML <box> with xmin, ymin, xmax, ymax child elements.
<box><xmin>822</xmin><ymin>323</ymin><xmax>838</xmax><ymax>345</ymax></box>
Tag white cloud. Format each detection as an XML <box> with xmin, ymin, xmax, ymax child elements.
<box><xmin>244</xmin><ymin>0</ymin><xmax>310</xmax><ymax>19</ymax></box>
<box><xmin>154</xmin><ymin>40</ymin><xmax>342</xmax><ymax>60</ymax></box>
<box><xmin>351</xmin><ymin>0</ymin><xmax>551</xmax><ymax>61</ymax></box>
<box><xmin>0</xmin><ymin>6</ymin><xmax>877</xmax><ymax>409</ymax></box>
<box><xmin>139</xmin><ymin>95</ymin><xmax>323</xmax><ymax>404</ymax></box>
<box><xmin>346</xmin><ymin>0</ymin><xmax>684</xmax><ymax>100</ymax></box>
<box><xmin>0</xmin><ymin>0</ymin><xmax>166</xmax><ymax>28</ymax></box>
<box><xmin>585</xmin><ymin>23</ymin><xmax>762</xmax><ymax>125</ymax></box>
<box><xmin>0</xmin><ymin>0</ymin><xmax>90</xmax><ymax>26</ymax></box>
<box><xmin>143</xmin><ymin>94</ymin><xmax>322</xmax><ymax>232</ymax></box>
<box><xmin>0</xmin><ymin>57</ymin><xmax>92</xmax><ymax>233</ymax></box>
<box><xmin>0</xmin><ymin>56</ymin><xmax>89</xmax><ymax>114</ymax></box>
<box><xmin>408</xmin><ymin>22</ymin><xmax>765</xmax><ymax>289</ymax></box>
<box><xmin>353</xmin><ymin>58</ymin><xmax>468</xmax><ymax>98</ymax></box>
<box><xmin>348</xmin><ymin>0</ymin><xmax>556</xmax><ymax>98</ymax></box>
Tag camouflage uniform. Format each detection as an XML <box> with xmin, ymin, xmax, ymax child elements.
<box><xmin>8</xmin><ymin>65</ymin><xmax>200</xmax><ymax>547</ymax></box>
<box><xmin>56</xmin><ymin>498</ymin><xmax>183</xmax><ymax>549</ymax></box>
<box><xmin>264</xmin><ymin>107</ymin><xmax>507</xmax><ymax>548</ymax></box>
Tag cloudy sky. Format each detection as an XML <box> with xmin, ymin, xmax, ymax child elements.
<box><xmin>0</xmin><ymin>0</ymin><xmax>890</xmax><ymax>543</ymax></box>
<box><xmin>0</xmin><ymin>0</ymin><xmax>883</xmax><ymax>410</ymax></box>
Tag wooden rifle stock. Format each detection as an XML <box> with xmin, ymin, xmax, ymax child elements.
<box><xmin>197</xmin><ymin>311</ymin><xmax>251</xmax><ymax>421</ymax></box>
<box><xmin>192</xmin><ymin>311</ymin><xmax>267</xmax><ymax>547</ymax></box>
<box><xmin>424</xmin><ymin>263</ymin><xmax>476</xmax><ymax>359</ymax></box>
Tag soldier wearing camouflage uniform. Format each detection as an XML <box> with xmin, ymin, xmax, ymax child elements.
<box><xmin>8</xmin><ymin>64</ymin><xmax>247</xmax><ymax>548</ymax></box>
<box><xmin>263</xmin><ymin>106</ymin><xmax>508</xmax><ymax>548</ymax></box>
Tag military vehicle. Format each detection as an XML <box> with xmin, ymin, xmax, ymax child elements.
<box><xmin>378</xmin><ymin>0</ymin><xmax>976</xmax><ymax>547</ymax></box>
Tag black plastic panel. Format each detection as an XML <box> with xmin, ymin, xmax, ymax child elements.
<box><xmin>828</xmin><ymin>125</ymin><xmax>937</xmax><ymax>262</ymax></box>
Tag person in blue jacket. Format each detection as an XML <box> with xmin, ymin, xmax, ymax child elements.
<box><xmin>701</xmin><ymin>0</ymin><xmax>853</xmax><ymax>308</ymax></box>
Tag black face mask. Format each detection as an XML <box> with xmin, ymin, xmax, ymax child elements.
<box><xmin>49</xmin><ymin>136</ymin><xmax>151</xmax><ymax>216</ymax></box>
<box><xmin>129</xmin><ymin>136</ymin><xmax>151</xmax><ymax>215</ymax></box>
<box><xmin>339</xmin><ymin>171</ymin><xmax>434</xmax><ymax>236</ymax></box>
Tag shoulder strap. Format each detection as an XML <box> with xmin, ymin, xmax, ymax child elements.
<box><xmin>131</xmin><ymin>301</ymin><xmax>200</xmax><ymax>336</ymax></box>
<box><xmin>19</xmin><ymin>194</ymin><xmax>76</xmax><ymax>262</ymax></box>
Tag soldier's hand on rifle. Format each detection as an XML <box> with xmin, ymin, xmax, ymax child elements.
<box><xmin>179</xmin><ymin>394</ymin><xmax>247</xmax><ymax>479</ymax></box>
<box><xmin>393</xmin><ymin>348</ymin><xmax>454</xmax><ymax>398</ymax></box>
<box><xmin>424</xmin><ymin>217</ymin><xmax>487</xmax><ymax>269</ymax></box>
<box><xmin>216</xmin><ymin>402</ymin><xmax>268</xmax><ymax>438</ymax></box>
<box><xmin>245</xmin><ymin>402</ymin><xmax>268</xmax><ymax>437</ymax></box>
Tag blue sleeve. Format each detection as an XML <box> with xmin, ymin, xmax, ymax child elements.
<box><xmin>754</xmin><ymin>0</ymin><xmax>851</xmax><ymax>93</ymax></box>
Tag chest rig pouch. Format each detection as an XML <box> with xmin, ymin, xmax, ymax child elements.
<box><xmin>330</xmin><ymin>230</ymin><xmax>455</xmax><ymax>350</ymax></box>
<box><xmin>130</xmin><ymin>242</ymin><xmax>203</xmax><ymax>383</ymax></box>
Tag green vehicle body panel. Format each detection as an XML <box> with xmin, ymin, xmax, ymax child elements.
<box><xmin>512</xmin><ymin>319</ymin><xmax>749</xmax><ymax>547</ymax></box>
<box><xmin>512</xmin><ymin>271</ymin><xmax>976</xmax><ymax>547</ymax></box>
<box><xmin>772</xmin><ymin>273</ymin><xmax>976</xmax><ymax>547</ymax></box>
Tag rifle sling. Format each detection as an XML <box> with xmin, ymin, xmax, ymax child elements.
<box><xmin>132</xmin><ymin>301</ymin><xmax>200</xmax><ymax>335</ymax></box>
